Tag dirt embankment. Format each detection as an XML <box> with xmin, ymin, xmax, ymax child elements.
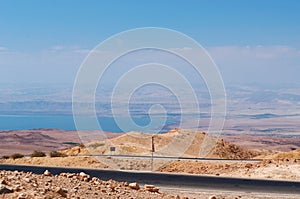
<box><xmin>78</xmin><ymin>129</ymin><xmax>261</xmax><ymax>159</ymax></box>
<box><xmin>159</xmin><ymin>159</ymin><xmax>300</xmax><ymax>181</ymax></box>
<box><xmin>257</xmin><ymin>149</ymin><xmax>300</xmax><ymax>159</ymax></box>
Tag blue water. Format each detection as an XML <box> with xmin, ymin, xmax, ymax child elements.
<box><xmin>0</xmin><ymin>115</ymin><xmax>77</xmax><ymax>130</ymax></box>
<box><xmin>0</xmin><ymin>115</ymin><xmax>177</xmax><ymax>132</ymax></box>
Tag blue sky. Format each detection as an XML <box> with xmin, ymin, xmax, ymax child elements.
<box><xmin>0</xmin><ymin>0</ymin><xmax>300</xmax><ymax>87</ymax></box>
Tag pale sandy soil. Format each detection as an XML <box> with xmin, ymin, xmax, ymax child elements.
<box><xmin>257</xmin><ymin>148</ymin><xmax>300</xmax><ymax>159</ymax></box>
<box><xmin>81</xmin><ymin>129</ymin><xmax>261</xmax><ymax>159</ymax></box>
<box><xmin>159</xmin><ymin>159</ymin><xmax>300</xmax><ymax>181</ymax></box>
<box><xmin>1</xmin><ymin>156</ymin><xmax>109</xmax><ymax>169</ymax></box>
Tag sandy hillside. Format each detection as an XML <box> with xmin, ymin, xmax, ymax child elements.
<box><xmin>221</xmin><ymin>134</ymin><xmax>300</xmax><ymax>152</ymax></box>
<box><xmin>78</xmin><ymin>129</ymin><xmax>261</xmax><ymax>159</ymax></box>
<box><xmin>257</xmin><ymin>148</ymin><xmax>300</xmax><ymax>159</ymax></box>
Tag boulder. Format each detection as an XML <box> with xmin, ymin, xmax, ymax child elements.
<box><xmin>128</xmin><ymin>182</ymin><xmax>140</xmax><ymax>190</ymax></box>
<box><xmin>0</xmin><ymin>185</ymin><xmax>13</xmax><ymax>194</ymax></box>
<box><xmin>144</xmin><ymin>184</ymin><xmax>159</xmax><ymax>193</ymax></box>
<box><xmin>43</xmin><ymin>170</ymin><xmax>51</xmax><ymax>176</ymax></box>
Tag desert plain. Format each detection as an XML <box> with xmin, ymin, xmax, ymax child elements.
<box><xmin>0</xmin><ymin>128</ymin><xmax>300</xmax><ymax>198</ymax></box>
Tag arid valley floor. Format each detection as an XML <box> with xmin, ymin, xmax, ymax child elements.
<box><xmin>0</xmin><ymin>128</ymin><xmax>300</xmax><ymax>198</ymax></box>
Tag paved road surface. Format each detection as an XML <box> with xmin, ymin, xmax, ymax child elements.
<box><xmin>0</xmin><ymin>164</ymin><xmax>299</xmax><ymax>194</ymax></box>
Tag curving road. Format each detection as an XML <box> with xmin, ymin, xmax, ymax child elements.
<box><xmin>0</xmin><ymin>164</ymin><xmax>299</xmax><ymax>194</ymax></box>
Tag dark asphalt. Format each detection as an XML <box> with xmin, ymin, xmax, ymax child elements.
<box><xmin>0</xmin><ymin>164</ymin><xmax>299</xmax><ymax>194</ymax></box>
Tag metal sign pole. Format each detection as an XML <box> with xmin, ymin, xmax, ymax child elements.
<box><xmin>151</xmin><ymin>135</ymin><xmax>154</xmax><ymax>171</ymax></box>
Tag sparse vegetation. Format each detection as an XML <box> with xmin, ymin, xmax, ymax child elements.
<box><xmin>10</xmin><ymin>153</ymin><xmax>24</xmax><ymax>160</ymax></box>
<box><xmin>31</xmin><ymin>150</ymin><xmax>46</xmax><ymax>157</ymax></box>
<box><xmin>88</xmin><ymin>142</ymin><xmax>105</xmax><ymax>148</ymax></box>
<box><xmin>2</xmin><ymin>155</ymin><xmax>9</xmax><ymax>159</ymax></box>
<box><xmin>62</xmin><ymin>141</ymin><xmax>79</xmax><ymax>146</ymax></box>
<box><xmin>79</xmin><ymin>143</ymin><xmax>85</xmax><ymax>148</ymax></box>
<box><xmin>49</xmin><ymin>151</ymin><xmax>67</xmax><ymax>157</ymax></box>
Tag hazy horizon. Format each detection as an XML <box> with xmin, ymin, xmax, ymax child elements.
<box><xmin>1</xmin><ymin>1</ymin><xmax>300</xmax><ymax>133</ymax></box>
<box><xmin>1</xmin><ymin>1</ymin><xmax>300</xmax><ymax>88</ymax></box>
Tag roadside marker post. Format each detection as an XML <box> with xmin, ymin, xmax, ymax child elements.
<box><xmin>151</xmin><ymin>135</ymin><xmax>155</xmax><ymax>171</ymax></box>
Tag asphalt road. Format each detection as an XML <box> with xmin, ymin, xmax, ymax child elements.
<box><xmin>0</xmin><ymin>164</ymin><xmax>299</xmax><ymax>194</ymax></box>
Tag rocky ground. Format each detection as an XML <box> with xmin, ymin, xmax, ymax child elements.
<box><xmin>0</xmin><ymin>169</ymin><xmax>177</xmax><ymax>199</ymax></box>
<box><xmin>1</xmin><ymin>129</ymin><xmax>300</xmax><ymax>198</ymax></box>
<box><xmin>0</xmin><ymin>170</ymin><xmax>298</xmax><ymax>199</ymax></box>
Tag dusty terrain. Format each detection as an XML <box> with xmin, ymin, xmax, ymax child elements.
<box><xmin>1</xmin><ymin>128</ymin><xmax>300</xmax><ymax>198</ymax></box>
<box><xmin>1</xmin><ymin>129</ymin><xmax>300</xmax><ymax>181</ymax></box>
<box><xmin>0</xmin><ymin>129</ymin><xmax>120</xmax><ymax>156</ymax></box>
<box><xmin>1</xmin><ymin>170</ymin><xmax>298</xmax><ymax>199</ymax></box>
<box><xmin>0</xmin><ymin>128</ymin><xmax>299</xmax><ymax>156</ymax></box>
<box><xmin>221</xmin><ymin>134</ymin><xmax>300</xmax><ymax>152</ymax></box>
<box><xmin>0</xmin><ymin>169</ymin><xmax>176</xmax><ymax>199</ymax></box>
<box><xmin>81</xmin><ymin>129</ymin><xmax>261</xmax><ymax>159</ymax></box>
<box><xmin>159</xmin><ymin>159</ymin><xmax>300</xmax><ymax>181</ymax></box>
